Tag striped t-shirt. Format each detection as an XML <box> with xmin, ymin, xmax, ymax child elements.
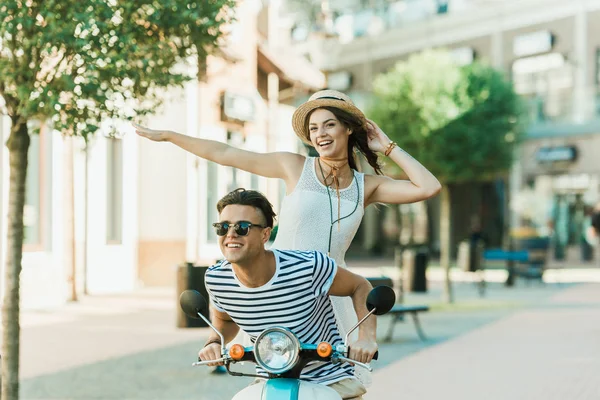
<box><xmin>204</xmin><ymin>249</ymin><xmax>354</xmax><ymax>385</ymax></box>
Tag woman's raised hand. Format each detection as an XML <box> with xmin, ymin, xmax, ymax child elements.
<box><xmin>132</xmin><ymin>123</ymin><xmax>171</xmax><ymax>142</ymax></box>
<box><xmin>365</xmin><ymin>119</ymin><xmax>391</xmax><ymax>154</ymax></box>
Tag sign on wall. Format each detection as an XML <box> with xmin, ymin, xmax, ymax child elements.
<box><xmin>221</xmin><ymin>91</ymin><xmax>255</xmax><ymax>123</ymax></box>
<box><xmin>513</xmin><ymin>30</ymin><xmax>555</xmax><ymax>58</ymax></box>
<box><xmin>536</xmin><ymin>145</ymin><xmax>577</xmax><ymax>163</ymax></box>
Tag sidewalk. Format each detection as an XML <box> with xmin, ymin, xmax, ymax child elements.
<box><xmin>13</xmin><ymin>280</ymin><xmax>600</xmax><ymax>399</ymax></box>
<box><xmin>365</xmin><ymin>283</ymin><xmax>600</xmax><ymax>400</ymax></box>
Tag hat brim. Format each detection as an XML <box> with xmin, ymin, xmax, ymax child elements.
<box><xmin>292</xmin><ymin>98</ymin><xmax>367</xmax><ymax>145</ymax></box>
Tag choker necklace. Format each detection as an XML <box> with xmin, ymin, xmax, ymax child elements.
<box><xmin>317</xmin><ymin>157</ymin><xmax>360</xmax><ymax>256</ymax></box>
<box><xmin>319</xmin><ymin>158</ymin><xmax>349</xmax><ymax>190</ymax></box>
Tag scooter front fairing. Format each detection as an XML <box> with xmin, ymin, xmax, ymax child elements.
<box><xmin>232</xmin><ymin>379</ymin><xmax>341</xmax><ymax>400</ymax></box>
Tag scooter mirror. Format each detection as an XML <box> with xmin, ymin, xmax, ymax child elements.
<box><xmin>366</xmin><ymin>286</ymin><xmax>395</xmax><ymax>315</ymax></box>
<box><xmin>179</xmin><ymin>290</ymin><xmax>208</xmax><ymax>319</ymax></box>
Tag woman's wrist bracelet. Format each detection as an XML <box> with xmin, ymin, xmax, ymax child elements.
<box><xmin>203</xmin><ymin>338</ymin><xmax>222</xmax><ymax>348</ymax></box>
<box><xmin>384</xmin><ymin>141</ymin><xmax>397</xmax><ymax>157</ymax></box>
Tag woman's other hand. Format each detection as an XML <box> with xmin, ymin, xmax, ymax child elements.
<box><xmin>365</xmin><ymin>119</ymin><xmax>391</xmax><ymax>154</ymax></box>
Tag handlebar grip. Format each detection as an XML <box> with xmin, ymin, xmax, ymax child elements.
<box><xmin>345</xmin><ymin>348</ymin><xmax>379</xmax><ymax>360</ymax></box>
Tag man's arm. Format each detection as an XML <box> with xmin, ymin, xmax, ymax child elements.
<box><xmin>328</xmin><ymin>268</ymin><xmax>377</xmax><ymax>364</ymax></box>
<box><xmin>197</xmin><ymin>307</ymin><xmax>240</xmax><ymax>366</ymax></box>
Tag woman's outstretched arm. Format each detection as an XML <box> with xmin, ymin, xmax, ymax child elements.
<box><xmin>133</xmin><ymin>123</ymin><xmax>305</xmax><ymax>183</ymax></box>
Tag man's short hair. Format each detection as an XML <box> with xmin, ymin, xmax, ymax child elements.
<box><xmin>216</xmin><ymin>188</ymin><xmax>277</xmax><ymax>228</ymax></box>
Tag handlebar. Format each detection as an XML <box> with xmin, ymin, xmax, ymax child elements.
<box><xmin>193</xmin><ymin>356</ymin><xmax>228</xmax><ymax>367</ymax></box>
<box><xmin>334</xmin><ymin>355</ymin><xmax>373</xmax><ymax>372</ymax></box>
<box><xmin>194</xmin><ymin>347</ymin><xmax>379</xmax><ymax>372</ymax></box>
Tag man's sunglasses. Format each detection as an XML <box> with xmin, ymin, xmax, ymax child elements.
<box><xmin>212</xmin><ymin>221</ymin><xmax>267</xmax><ymax>237</ymax></box>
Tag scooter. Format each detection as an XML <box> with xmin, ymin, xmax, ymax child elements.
<box><xmin>179</xmin><ymin>285</ymin><xmax>396</xmax><ymax>400</ymax></box>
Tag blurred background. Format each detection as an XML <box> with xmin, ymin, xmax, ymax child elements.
<box><xmin>1</xmin><ymin>0</ymin><xmax>600</xmax><ymax>309</ymax></box>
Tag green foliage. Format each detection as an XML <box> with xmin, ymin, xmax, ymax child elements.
<box><xmin>369</xmin><ymin>49</ymin><xmax>525</xmax><ymax>183</ymax></box>
<box><xmin>0</xmin><ymin>0</ymin><xmax>236</xmax><ymax>139</ymax></box>
<box><xmin>269</xmin><ymin>224</ymin><xmax>278</xmax><ymax>242</ymax></box>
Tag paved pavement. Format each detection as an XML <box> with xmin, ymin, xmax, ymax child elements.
<box><xmin>8</xmin><ymin>273</ymin><xmax>600</xmax><ymax>399</ymax></box>
<box><xmin>365</xmin><ymin>283</ymin><xmax>600</xmax><ymax>400</ymax></box>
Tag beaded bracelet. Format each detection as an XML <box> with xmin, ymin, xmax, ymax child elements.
<box><xmin>384</xmin><ymin>141</ymin><xmax>397</xmax><ymax>156</ymax></box>
<box><xmin>203</xmin><ymin>338</ymin><xmax>222</xmax><ymax>348</ymax></box>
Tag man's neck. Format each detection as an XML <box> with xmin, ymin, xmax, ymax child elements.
<box><xmin>231</xmin><ymin>250</ymin><xmax>276</xmax><ymax>288</ymax></box>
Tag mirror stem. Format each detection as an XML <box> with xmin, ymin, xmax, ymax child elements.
<box><xmin>196</xmin><ymin>311</ymin><xmax>227</xmax><ymax>355</ymax></box>
<box><xmin>345</xmin><ymin>308</ymin><xmax>376</xmax><ymax>345</ymax></box>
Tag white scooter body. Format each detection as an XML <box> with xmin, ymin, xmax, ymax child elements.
<box><xmin>232</xmin><ymin>379</ymin><xmax>341</xmax><ymax>400</ymax></box>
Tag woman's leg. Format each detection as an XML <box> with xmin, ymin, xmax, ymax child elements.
<box><xmin>328</xmin><ymin>378</ymin><xmax>367</xmax><ymax>399</ymax></box>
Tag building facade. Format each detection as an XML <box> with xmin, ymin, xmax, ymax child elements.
<box><xmin>294</xmin><ymin>0</ymin><xmax>600</xmax><ymax>259</ymax></box>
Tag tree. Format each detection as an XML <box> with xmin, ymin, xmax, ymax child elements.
<box><xmin>0</xmin><ymin>1</ymin><xmax>234</xmax><ymax>398</ymax></box>
<box><xmin>369</xmin><ymin>49</ymin><xmax>525</xmax><ymax>303</ymax></box>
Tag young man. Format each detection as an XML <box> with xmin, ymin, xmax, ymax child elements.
<box><xmin>199</xmin><ymin>188</ymin><xmax>377</xmax><ymax>399</ymax></box>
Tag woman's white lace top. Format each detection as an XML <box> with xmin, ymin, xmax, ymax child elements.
<box><xmin>271</xmin><ymin>157</ymin><xmax>364</xmax><ymax>267</ymax></box>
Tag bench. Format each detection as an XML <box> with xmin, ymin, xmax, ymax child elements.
<box><xmin>482</xmin><ymin>249</ymin><xmax>528</xmax><ymax>289</ymax></box>
<box><xmin>366</xmin><ymin>277</ymin><xmax>429</xmax><ymax>342</ymax></box>
<box><xmin>483</xmin><ymin>247</ymin><xmax>547</xmax><ymax>286</ymax></box>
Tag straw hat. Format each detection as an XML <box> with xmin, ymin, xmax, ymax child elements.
<box><xmin>292</xmin><ymin>90</ymin><xmax>367</xmax><ymax>145</ymax></box>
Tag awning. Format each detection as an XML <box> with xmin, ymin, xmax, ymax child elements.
<box><xmin>257</xmin><ymin>43</ymin><xmax>326</xmax><ymax>91</ymax></box>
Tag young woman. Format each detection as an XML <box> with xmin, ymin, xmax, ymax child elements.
<box><xmin>134</xmin><ymin>89</ymin><xmax>441</xmax><ymax>386</ymax></box>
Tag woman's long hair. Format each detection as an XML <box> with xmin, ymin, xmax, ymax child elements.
<box><xmin>306</xmin><ymin>106</ymin><xmax>383</xmax><ymax>175</ymax></box>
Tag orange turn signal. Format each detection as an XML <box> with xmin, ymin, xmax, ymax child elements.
<box><xmin>230</xmin><ymin>344</ymin><xmax>245</xmax><ymax>361</ymax></box>
<box><xmin>317</xmin><ymin>342</ymin><xmax>332</xmax><ymax>358</ymax></box>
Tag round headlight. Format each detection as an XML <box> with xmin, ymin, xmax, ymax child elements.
<box><xmin>254</xmin><ymin>327</ymin><xmax>300</xmax><ymax>374</ymax></box>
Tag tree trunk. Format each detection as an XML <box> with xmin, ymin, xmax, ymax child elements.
<box><xmin>2</xmin><ymin>116</ymin><xmax>30</xmax><ymax>400</ymax></box>
<box><xmin>440</xmin><ymin>185</ymin><xmax>453</xmax><ymax>303</ymax></box>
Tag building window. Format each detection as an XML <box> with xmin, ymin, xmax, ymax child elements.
<box><xmin>511</xmin><ymin>52</ymin><xmax>572</xmax><ymax>122</ymax></box>
<box><xmin>106</xmin><ymin>137</ymin><xmax>123</xmax><ymax>244</ymax></box>
<box><xmin>206</xmin><ymin>162</ymin><xmax>218</xmax><ymax>243</ymax></box>
<box><xmin>23</xmin><ymin>132</ymin><xmax>42</xmax><ymax>247</ymax></box>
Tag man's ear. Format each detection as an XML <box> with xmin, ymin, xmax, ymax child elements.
<box><xmin>262</xmin><ymin>227</ymin><xmax>272</xmax><ymax>244</ymax></box>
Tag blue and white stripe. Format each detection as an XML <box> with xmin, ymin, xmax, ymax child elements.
<box><xmin>205</xmin><ymin>249</ymin><xmax>354</xmax><ymax>385</ymax></box>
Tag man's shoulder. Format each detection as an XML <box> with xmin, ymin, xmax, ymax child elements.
<box><xmin>274</xmin><ymin>249</ymin><xmax>328</xmax><ymax>264</ymax></box>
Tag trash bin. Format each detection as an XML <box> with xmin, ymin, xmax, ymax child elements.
<box><xmin>413</xmin><ymin>250</ymin><xmax>428</xmax><ymax>292</ymax></box>
<box><xmin>176</xmin><ymin>262</ymin><xmax>210</xmax><ymax>328</ymax></box>
<box><xmin>581</xmin><ymin>240</ymin><xmax>593</xmax><ymax>261</ymax></box>
<box><xmin>402</xmin><ymin>248</ymin><xmax>428</xmax><ymax>293</ymax></box>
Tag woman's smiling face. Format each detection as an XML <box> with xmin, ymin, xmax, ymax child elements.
<box><xmin>308</xmin><ymin>108</ymin><xmax>351</xmax><ymax>157</ymax></box>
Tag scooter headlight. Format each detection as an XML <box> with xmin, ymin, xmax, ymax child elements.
<box><xmin>254</xmin><ymin>327</ymin><xmax>300</xmax><ymax>374</ymax></box>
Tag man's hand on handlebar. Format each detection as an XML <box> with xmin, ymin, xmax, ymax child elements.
<box><xmin>198</xmin><ymin>343</ymin><xmax>224</xmax><ymax>366</ymax></box>
<box><xmin>348</xmin><ymin>339</ymin><xmax>378</xmax><ymax>364</ymax></box>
